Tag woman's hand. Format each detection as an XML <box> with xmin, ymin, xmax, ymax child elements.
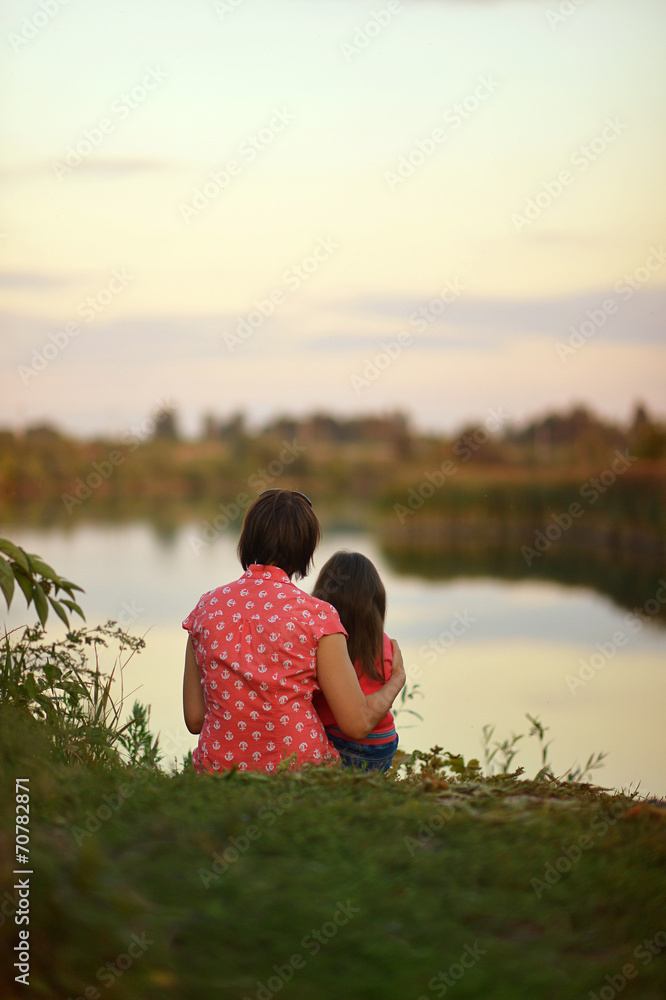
<box><xmin>317</xmin><ymin>633</ymin><xmax>406</xmax><ymax>741</ymax></box>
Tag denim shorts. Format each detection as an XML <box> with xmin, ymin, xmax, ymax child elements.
<box><xmin>326</xmin><ymin>731</ymin><xmax>399</xmax><ymax>773</ymax></box>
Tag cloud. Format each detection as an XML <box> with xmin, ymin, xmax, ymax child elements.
<box><xmin>0</xmin><ymin>312</ymin><xmax>235</xmax><ymax>367</ymax></box>
<box><xmin>519</xmin><ymin>230</ymin><xmax>613</xmax><ymax>248</ymax></box>
<box><xmin>62</xmin><ymin>158</ymin><xmax>175</xmax><ymax>177</ymax></box>
<box><xmin>305</xmin><ymin>331</ymin><xmax>494</xmax><ymax>354</ymax></box>
<box><xmin>0</xmin><ymin>272</ymin><xmax>82</xmax><ymax>290</ymax></box>
<box><xmin>0</xmin><ymin>158</ymin><xmax>175</xmax><ymax>180</ymax></box>
<box><xmin>331</xmin><ymin>285</ymin><xmax>666</xmax><ymax>346</ymax></box>
<box><xmin>2</xmin><ymin>276</ymin><xmax>664</xmax><ymax>373</ymax></box>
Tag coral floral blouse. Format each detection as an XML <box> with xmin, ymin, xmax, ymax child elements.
<box><xmin>182</xmin><ymin>564</ymin><xmax>347</xmax><ymax>773</ymax></box>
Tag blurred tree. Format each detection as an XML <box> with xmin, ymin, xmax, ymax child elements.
<box><xmin>153</xmin><ymin>408</ymin><xmax>179</xmax><ymax>441</ymax></box>
<box><xmin>629</xmin><ymin>402</ymin><xmax>666</xmax><ymax>460</ymax></box>
<box><xmin>201</xmin><ymin>413</ymin><xmax>219</xmax><ymax>440</ymax></box>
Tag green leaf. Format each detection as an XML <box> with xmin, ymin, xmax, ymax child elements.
<box><xmin>60</xmin><ymin>599</ymin><xmax>86</xmax><ymax>621</ymax></box>
<box><xmin>32</xmin><ymin>582</ymin><xmax>49</xmax><ymax>626</ymax></box>
<box><xmin>23</xmin><ymin>672</ymin><xmax>40</xmax><ymax>701</ymax></box>
<box><xmin>0</xmin><ymin>539</ymin><xmax>31</xmax><ymax>572</ymax></box>
<box><xmin>12</xmin><ymin>564</ymin><xmax>34</xmax><ymax>604</ymax></box>
<box><xmin>48</xmin><ymin>596</ymin><xmax>70</xmax><ymax>627</ymax></box>
<box><xmin>26</xmin><ymin>554</ymin><xmax>60</xmax><ymax>584</ymax></box>
<box><xmin>59</xmin><ymin>578</ymin><xmax>85</xmax><ymax>595</ymax></box>
<box><xmin>0</xmin><ymin>559</ymin><xmax>15</xmax><ymax>608</ymax></box>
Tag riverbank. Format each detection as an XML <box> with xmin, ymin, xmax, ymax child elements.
<box><xmin>1</xmin><ymin>710</ymin><xmax>665</xmax><ymax>1000</ymax></box>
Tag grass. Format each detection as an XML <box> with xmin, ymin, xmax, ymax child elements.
<box><xmin>1</xmin><ymin>707</ymin><xmax>665</xmax><ymax>1000</ymax></box>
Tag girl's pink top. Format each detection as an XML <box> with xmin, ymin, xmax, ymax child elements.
<box><xmin>182</xmin><ymin>563</ymin><xmax>347</xmax><ymax>774</ymax></box>
<box><xmin>314</xmin><ymin>633</ymin><xmax>396</xmax><ymax>746</ymax></box>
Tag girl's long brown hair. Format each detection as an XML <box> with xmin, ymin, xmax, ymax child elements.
<box><xmin>312</xmin><ymin>551</ymin><xmax>386</xmax><ymax>682</ymax></box>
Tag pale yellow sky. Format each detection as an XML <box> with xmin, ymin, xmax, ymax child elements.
<box><xmin>1</xmin><ymin>0</ymin><xmax>665</xmax><ymax>434</ymax></box>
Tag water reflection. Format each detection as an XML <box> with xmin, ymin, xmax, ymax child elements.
<box><xmin>379</xmin><ymin>539</ymin><xmax>666</xmax><ymax>626</ymax></box>
<box><xmin>8</xmin><ymin>503</ymin><xmax>664</xmax><ymax>623</ymax></box>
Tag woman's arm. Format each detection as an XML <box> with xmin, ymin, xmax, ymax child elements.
<box><xmin>316</xmin><ymin>634</ymin><xmax>405</xmax><ymax>741</ymax></box>
<box><xmin>183</xmin><ymin>638</ymin><xmax>206</xmax><ymax>734</ymax></box>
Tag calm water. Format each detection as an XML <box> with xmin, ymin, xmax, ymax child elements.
<box><xmin>3</xmin><ymin>522</ymin><xmax>665</xmax><ymax>797</ymax></box>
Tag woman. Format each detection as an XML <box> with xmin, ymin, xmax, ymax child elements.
<box><xmin>182</xmin><ymin>489</ymin><xmax>405</xmax><ymax>773</ymax></box>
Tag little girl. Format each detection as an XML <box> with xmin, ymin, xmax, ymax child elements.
<box><xmin>312</xmin><ymin>551</ymin><xmax>399</xmax><ymax>772</ymax></box>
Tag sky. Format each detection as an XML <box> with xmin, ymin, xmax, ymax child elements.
<box><xmin>0</xmin><ymin>0</ymin><xmax>665</xmax><ymax>438</ymax></box>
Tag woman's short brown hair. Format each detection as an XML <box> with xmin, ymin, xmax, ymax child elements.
<box><xmin>237</xmin><ymin>490</ymin><xmax>321</xmax><ymax>580</ymax></box>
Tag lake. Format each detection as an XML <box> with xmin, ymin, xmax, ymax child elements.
<box><xmin>2</xmin><ymin>521</ymin><xmax>665</xmax><ymax>797</ymax></box>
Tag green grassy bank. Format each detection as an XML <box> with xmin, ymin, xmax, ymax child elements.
<box><xmin>1</xmin><ymin>710</ymin><xmax>665</xmax><ymax>1000</ymax></box>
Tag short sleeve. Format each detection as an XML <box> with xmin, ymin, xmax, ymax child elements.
<box><xmin>182</xmin><ymin>608</ymin><xmax>197</xmax><ymax>634</ymax></box>
<box><xmin>382</xmin><ymin>633</ymin><xmax>393</xmax><ymax>678</ymax></box>
<box><xmin>310</xmin><ymin>600</ymin><xmax>348</xmax><ymax>643</ymax></box>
